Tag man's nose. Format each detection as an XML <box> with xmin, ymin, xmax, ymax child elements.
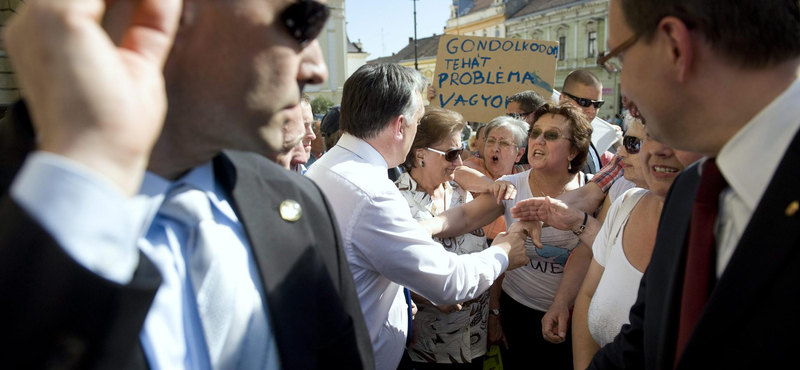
<box><xmin>298</xmin><ymin>40</ymin><xmax>328</xmax><ymax>86</ymax></box>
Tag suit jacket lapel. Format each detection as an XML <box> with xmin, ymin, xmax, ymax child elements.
<box><xmin>680</xmin><ymin>129</ymin><xmax>800</xmax><ymax>365</ymax></box>
<box><xmin>649</xmin><ymin>163</ymin><xmax>700</xmax><ymax>370</ymax></box>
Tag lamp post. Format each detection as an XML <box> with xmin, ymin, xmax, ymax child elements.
<box><xmin>413</xmin><ymin>0</ymin><xmax>419</xmax><ymax>70</ymax></box>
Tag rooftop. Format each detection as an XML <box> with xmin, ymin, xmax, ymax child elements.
<box><xmin>367</xmin><ymin>34</ymin><xmax>441</xmax><ymax>64</ymax></box>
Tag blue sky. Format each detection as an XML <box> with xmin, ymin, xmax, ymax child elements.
<box><xmin>345</xmin><ymin>0</ymin><xmax>452</xmax><ymax>60</ymax></box>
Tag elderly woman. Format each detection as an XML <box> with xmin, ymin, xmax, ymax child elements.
<box><xmin>423</xmin><ymin>103</ymin><xmax>593</xmax><ymax>370</ymax></box>
<box><xmin>395</xmin><ymin>107</ymin><xmax>492</xmax><ymax>369</ymax></box>
<box><xmin>462</xmin><ymin>117</ymin><xmax>531</xmax><ymax>243</ymax></box>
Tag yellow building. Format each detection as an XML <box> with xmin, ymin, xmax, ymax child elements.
<box><xmin>445</xmin><ymin>0</ymin><xmax>529</xmax><ymax>38</ymax></box>
<box><xmin>506</xmin><ymin>0</ymin><xmax>620</xmax><ymax>120</ymax></box>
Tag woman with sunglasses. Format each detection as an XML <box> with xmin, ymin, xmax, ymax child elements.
<box><xmin>569</xmin><ymin>121</ymin><xmax>702</xmax><ymax>370</ymax></box>
<box><xmin>422</xmin><ymin>103</ymin><xmax>593</xmax><ymax>370</ymax></box>
<box><xmin>395</xmin><ymin>107</ymin><xmax>496</xmax><ymax>369</ymax></box>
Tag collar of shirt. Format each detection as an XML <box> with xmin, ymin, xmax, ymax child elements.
<box><xmin>135</xmin><ymin>161</ymin><xmax>240</xmax><ymax>237</ymax></box>
<box><xmin>336</xmin><ymin>133</ymin><xmax>390</xmax><ymax>170</ymax></box>
<box><xmin>717</xmin><ymin>77</ymin><xmax>800</xmax><ymax>211</ymax></box>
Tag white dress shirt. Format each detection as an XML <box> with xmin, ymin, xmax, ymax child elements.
<box><xmin>307</xmin><ymin>134</ymin><xmax>509</xmax><ymax>370</ymax></box>
<box><xmin>11</xmin><ymin>157</ymin><xmax>278</xmax><ymax>370</ymax></box>
<box><xmin>715</xmin><ymin>77</ymin><xmax>800</xmax><ymax>277</ymax></box>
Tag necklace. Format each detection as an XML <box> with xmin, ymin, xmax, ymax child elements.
<box><xmin>530</xmin><ymin>171</ymin><xmax>567</xmax><ymax>198</ymax></box>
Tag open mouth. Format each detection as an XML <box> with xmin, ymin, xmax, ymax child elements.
<box><xmin>532</xmin><ymin>149</ymin><xmax>545</xmax><ymax>157</ymax></box>
<box><xmin>491</xmin><ymin>155</ymin><xmax>500</xmax><ymax>164</ymax></box>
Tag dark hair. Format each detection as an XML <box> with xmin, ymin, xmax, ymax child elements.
<box><xmin>507</xmin><ymin>90</ymin><xmax>547</xmax><ymax>113</ymax></box>
<box><xmin>321</xmin><ymin>106</ymin><xmax>341</xmax><ymax>151</ymax></box>
<box><xmin>402</xmin><ymin>107</ymin><xmax>466</xmax><ymax>171</ymax></box>
<box><xmin>475</xmin><ymin>124</ymin><xmax>487</xmax><ymax>139</ymax></box>
<box><xmin>620</xmin><ymin>0</ymin><xmax>800</xmax><ymax>68</ymax></box>
<box><xmin>340</xmin><ymin>63</ymin><xmax>428</xmax><ymax>139</ymax></box>
<box><xmin>531</xmin><ymin>103</ymin><xmax>593</xmax><ymax>175</ymax></box>
<box><xmin>563</xmin><ymin>69</ymin><xmax>602</xmax><ymax>93</ymax></box>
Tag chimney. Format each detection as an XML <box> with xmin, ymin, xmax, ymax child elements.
<box><xmin>409</xmin><ymin>37</ymin><xmax>414</xmax><ymax>44</ymax></box>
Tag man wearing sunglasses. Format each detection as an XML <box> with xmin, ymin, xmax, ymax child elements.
<box><xmin>1</xmin><ymin>0</ymin><xmax>373</xmax><ymax>369</ymax></box>
<box><xmin>587</xmin><ymin>0</ymin><xmax>800</xmax><ymax>369</ymax></box>
<box><xmin>559</xmin><ymin>69</ymin><xmax>605</xmax><ymax>174</ymax></box>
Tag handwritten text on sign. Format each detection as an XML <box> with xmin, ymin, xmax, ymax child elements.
<box><xmin>433</xmin><ymin>35</ymin><xmax>558</xmax><ymax>123</ymax></box>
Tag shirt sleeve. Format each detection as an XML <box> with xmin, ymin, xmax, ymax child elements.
<box><xmin>10</xmin><ymin>152</ymin><xmax>141</xmax><ymax>284</ymax></box>
<box><xmin>590</xmin><ymin>154</ymin><xmax>625</xmax><ymax>193</ymax></box>
<box><xmin>354</xmin><ymin>189</ymin><xmax>508</xmax><ymax>306</ymax></box>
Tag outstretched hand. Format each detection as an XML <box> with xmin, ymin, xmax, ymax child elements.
<box><xmin>490</xmin><ymin>180</ymin><xmax>517</xmax><ymax>204</ymax></box>
<box><xmin>507</xmin><ymin>220</ymin><xmax>543</xmax><ymax>249</ymax></box>
<box><xmin>510</xmin><ymin>196</ymin><xmax>583</xmax><ymax>232</ymax></box>
<box><xmin>5</xmin><ymin>0</ymin><xmax>182</xmax><ymax>196</ymax></box>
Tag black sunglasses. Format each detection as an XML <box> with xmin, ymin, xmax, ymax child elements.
<box><xmin>623</xmin><ymin>135</ymin><xmax>642</xmax><ymax>154</ymax></box>
<box><xmin>425</xmin><ymin>147</ymin><xmax>464</xmax><ymax>162</ymax></box>
<box><xmin>564</xmin><ymin>92</ymin><xmax>605</xmax><ymax>109</ymax></box>
<box><xmin>281</xmin><ymin>0</ymin><xmax>331</xmax><ymax>46</ymax></box>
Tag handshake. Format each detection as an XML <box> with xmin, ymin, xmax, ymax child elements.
<box><xmin>493</xmin><ymin>220</ymin><xmax>543</xmax><ymax>270</ymax></box>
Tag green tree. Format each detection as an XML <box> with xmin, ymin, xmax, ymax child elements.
<box><xmin>310</xmin><ymin>96</ymin><xmax>334</xmax><ymax>115</ymax></box>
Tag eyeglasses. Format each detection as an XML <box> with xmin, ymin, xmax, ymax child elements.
<box><xmin>564</xmin><ymin>92</ymin><xmax>605</xmax><ymax>109</ymax></box>
<box><xmin>507</xmin><ymin>112</ymin><xmax>533</xmax><ymax>120</ymax></box>
<box><xmin>530</xmin><ymin>128</ymin><xmax>571</xmax><ymax>142</ymax></box>
<box><xmin>485</xmin><ymin>138</ymin><xmax>517</xmax><ymax>150</ymax></box>
<box><xmin>281</xmin><ymin>0</ymin><xmax>331</xmax><ymax>46</ymax></box>
<box><xmin>623</xmin><ymin>135</ymin><xmax>642</xmax><ymax>154</ymax></box>
<box><xmin>597</xmin><ymin>34</ymin><xmax>639</xmax><ymax>73</ymax></box>
<box><xmin>425</xmin><ymin>147</ymin><xmax>464</xmax><ymax>162</ymax></box>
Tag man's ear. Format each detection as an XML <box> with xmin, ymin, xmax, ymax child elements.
<box><xmin>657</xmin><ymin>16</ymin><xmax>694</xmax><ymax>83</ymax></box>
<box><xmin>515</xmin><ymin>147</ymin><xmax>526</xmax><ymax>162</ymax></box>
<box><xmin>392</xmin><ymin>115</ymin><xmax>406</xmax><ymax>142</ymax></box>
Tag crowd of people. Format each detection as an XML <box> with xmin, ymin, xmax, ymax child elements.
<box><xmin>2</xmin><ymin>1</ymin><xmax>800</xmax><ymax>370</ymax></box>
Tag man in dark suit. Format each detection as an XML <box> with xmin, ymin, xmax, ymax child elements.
<box><xmin>0</xmin><ymin>0</ymin><xmax>373</xmax><ymax>369</ymax></box>
<box><xmin>587</xmin><ymin>0</ymin><xmax>800</xmax><ymax>369</ymax></box>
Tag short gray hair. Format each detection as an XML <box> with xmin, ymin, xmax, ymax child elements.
<box><xmin>484</xmin><ymin>116</ymin><xmax>529</xmax><ymax>148</ymax></box>
<box><xmin>340</xmin><ymin>63</ymin><xmax>428</xmax><ymax>139</ymax></box>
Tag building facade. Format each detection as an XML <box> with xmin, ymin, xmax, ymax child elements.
<box><xmin>506</xmin><ymin>0</ymin><xmax>619</xmax><ymax>120</ymax></box>
<box><xmin>304</xmin><ymin>0</ymin><xmax>370</xmax><ymax>105</ymax></box>
<box><xmin>0</xmin><ymin>0</ymin><xmax>23</xmax><ymax>115</ymax></box>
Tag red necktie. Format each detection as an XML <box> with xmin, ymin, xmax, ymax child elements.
<box><xmin>675</xmin><ymin>159</ymin><xmax>728</xmax><ymax>366</ymax></box>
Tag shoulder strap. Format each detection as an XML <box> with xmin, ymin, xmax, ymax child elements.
<box><xmin>605</xmin><ymin>188</ymin><xmax>647</xmax><ymax>256</ymax></box>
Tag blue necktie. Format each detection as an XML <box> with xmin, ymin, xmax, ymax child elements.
<box><xmin>404</xmin><ymin>287</ymin><xmax>413</xmax><ymax>347</ymax></box>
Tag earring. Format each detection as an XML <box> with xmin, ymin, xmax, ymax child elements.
<box><xmin>421</xmin><ymin>160</ymin><xmax>425</xmax><ymax>167</ymax></box>
<box><xmin>568</xmin><ymin>162</ymin><xmax>572</xmax><ymax>171</ymax></box>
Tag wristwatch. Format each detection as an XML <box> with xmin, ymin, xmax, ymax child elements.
<box><xmin>489</xmin><ymin>309</ymin><xmax>501</xmax><ymax>316</ymax></box>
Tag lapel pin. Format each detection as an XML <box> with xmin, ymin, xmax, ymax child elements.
<box><xmin>786</xmin><ymin>201</ymin><xmax>799</xmax><ymax>217</ymax></box>
<box><xmin>280</xmin><ymin>199</ymin><xmax>302</xmax><ymax>222</ymax></box>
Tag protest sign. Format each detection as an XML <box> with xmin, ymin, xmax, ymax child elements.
<box><xmin>432</xmin><ymin>34</ymin><xmax>558</xmax><ymax>123</ymax></box>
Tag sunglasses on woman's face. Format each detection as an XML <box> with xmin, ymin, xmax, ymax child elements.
<box><xmin>623</xmin><ymin>135</ymin><xmax>642</xmax><ymax>154</ymax></box>
<box><xmin>281</xmin><ymin>0</ymin><xmax>331</xmax><ymax>46</ymax></box>
<box><xmin>530</xmin><ymin>128</ymin><xmax>571</xmax><ymax>142</ymax></box>
<box><xmin>425</xmin><ymin>147</ymin><xmax>464</xmax><ymax>162</ymax></box>
<box><xmin>564</xmin><ymin>92</ymin><xmax>605</xmax><ymax>109</ymax></box>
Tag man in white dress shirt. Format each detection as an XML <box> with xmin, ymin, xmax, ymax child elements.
<box><xmin>307</xmin><ymin>63</ymin><xmax>530</xmax><ymax>369</ymax></box>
